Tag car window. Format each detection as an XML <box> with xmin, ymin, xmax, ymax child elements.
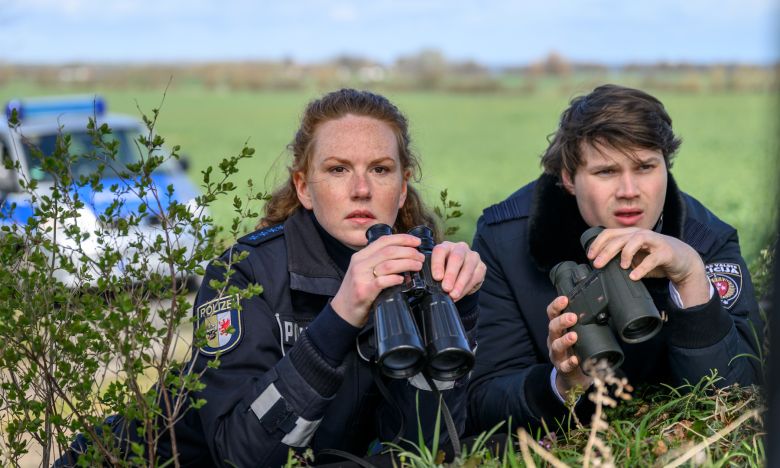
<box><xmin>21</xmin><ymin>129</ymin><xmax>175</xmax><ymax>181</ymax></box>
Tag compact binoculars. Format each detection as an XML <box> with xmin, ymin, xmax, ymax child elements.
<box><xmin>550</xmin><ymin>226</ymin><xmax>663</xmax><ymax>371</ymax></box>
<box><xmin>367</xmin><ymin>224</ymin><xmax>474</xmax><ymax>381</ymax></box>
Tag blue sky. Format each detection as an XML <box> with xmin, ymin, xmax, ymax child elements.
<box><xmin>1</xmin><ymin>0</ymin><xmax>778</xmax><ymax>65</ymax></box>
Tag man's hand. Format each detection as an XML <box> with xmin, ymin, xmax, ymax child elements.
<box><xmin>546</xmin><ymin>295</ymin><xmax>592</xmax><ymax>396</ymax></box>
<box><xmin>586</xmin><ymin>227</ymin><xmax>710</xmax><ymax>308</ymax></box>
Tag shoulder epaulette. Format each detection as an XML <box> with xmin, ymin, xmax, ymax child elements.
<box><xmin>238</xmin><ymin>224</ymin><xmax>284</xmax><ymax>246</ymax></box>
<box><xmin>482</xmin><ymin>197</ymin><xmax>528</xmax><ymax>225</ymax></box>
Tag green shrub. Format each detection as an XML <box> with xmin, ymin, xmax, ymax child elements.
<box><xmin>0</xmin><ymin>94</ymin><xmax>264</xmax><ymax>466</ymax></box>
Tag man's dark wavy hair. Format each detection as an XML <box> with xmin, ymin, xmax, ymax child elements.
<box><xmin>541</xmin><ymin>84</ymin><xmax>682</xmax><ymax>180</ymax></box>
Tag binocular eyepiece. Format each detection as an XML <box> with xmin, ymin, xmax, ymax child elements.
<box><xmin>367</xmin><ymin>224</ymin><xmax>474</xmax><ymax>381</ymax></box>
<box><xmin>549</xmin><ymin>226</ymin><xmax>663</xmax><ymax>371</ymax></box>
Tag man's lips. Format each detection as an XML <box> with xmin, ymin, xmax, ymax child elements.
<box><xmin>614</xmin><ymin>209</ymin><xmax>644</xmax><ymax>225</ymax></box>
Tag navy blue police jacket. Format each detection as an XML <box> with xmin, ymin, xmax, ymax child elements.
<box><xmin>170</xmin><ymin>208</ymin><xmax>477</xmax><ymax>467</ymax></box>
<box><xmin>466</xmin><ymin>173</ymin><xmax>763</xmax><ymax>434</ymax></box>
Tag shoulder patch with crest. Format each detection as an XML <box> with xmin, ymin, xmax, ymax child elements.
<box><xmin>196</xmin><ymin>294</ymin><xmax>242</xmax><ymax>356</ymax></box>
<box><xmin>705</xmin><ymin>263</ymin><xmax>742</xmax><ymax>309</ymax></box>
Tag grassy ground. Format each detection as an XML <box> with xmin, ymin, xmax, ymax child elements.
<box><xmin>1</xmin><ymin>82</ymin><xmax>776</xmax><ymax>263</ymax></box>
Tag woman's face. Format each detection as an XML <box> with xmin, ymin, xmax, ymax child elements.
<box><xmin>293</xmin><ymin>114</ymin><xmax>408</xmax><ymax>250</ymax></box>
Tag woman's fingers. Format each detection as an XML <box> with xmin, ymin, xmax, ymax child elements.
<box><xmin>430</xmin><ymin>241</ymin><xmax>486</xmax><ymax>300</ymax></box>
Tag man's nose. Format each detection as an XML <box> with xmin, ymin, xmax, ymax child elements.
<box><xmin>351</xmin><ymin>173</ymin><xmax>371</xmax><ymax>199</ymax></box>
<box><xmin>616</xmin><ymin>173</ymin><xmax>640</xmax><ymax>198</ymax></box>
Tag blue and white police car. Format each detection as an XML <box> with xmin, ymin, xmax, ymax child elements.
<box><xmin>0</xmin><ymin>95</ymin><xmax>204</xmax><ymax>288</ymax></box>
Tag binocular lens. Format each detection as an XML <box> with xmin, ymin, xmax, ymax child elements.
<box><xmin>380</xmin><ymin>347</ymin><xmax>425</xmax><ymax>376</ymax></box>
<box><xmin>427</xmin><ymin>349</ymin><xmax>473</xmax><ymax>381</ymax></box>
<box><xmin>621</xmin><ymin>316</ymin><xmax>662</xmax><ymax>342</ymax></box>
<box><xmin>587</xmin><ymin>350</ymin><xmax>624</xmax><ymax>370</ymax></box>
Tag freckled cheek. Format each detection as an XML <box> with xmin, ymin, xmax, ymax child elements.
<box><xmin>317</xmin><ymin>180</ymin><xmax>351</xmax><ymax>202</ymax></box>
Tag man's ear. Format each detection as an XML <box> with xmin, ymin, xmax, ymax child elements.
<box><xmin>560</xmin><ymin>170</ymin><xmax>576</xmax><ymax>195</ymax></box>
<box><xmin>293</xmin><ymin>171</ymin><xmax>313</xmax><ymax>209</ymax></box>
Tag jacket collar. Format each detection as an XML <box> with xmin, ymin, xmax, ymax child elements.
<box><xmin>283</xmin><ymin>208</ymin><xmax>344</xmax><ymax>296</ymax></box>
<box><xmin>528</xmin><ymin>172</ymin><xmax>685</xmax><ymax>272</ymax></box>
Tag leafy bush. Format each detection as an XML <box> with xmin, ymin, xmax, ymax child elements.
<box><xmin>0</xmin><ymin>95</ymin><xmax>264</xmax><ymax>466</ymax></box>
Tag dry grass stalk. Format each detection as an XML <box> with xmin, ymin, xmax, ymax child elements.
<box><xmin>516</xmin><ymin>428</ymin><xmax>569</xmax><ymax>468</ymax></box>
<box><xmin>662</xmin><ymin>408</ymin><xmax>761</xmax><ymax>468</ymax></box>
<box><xmin>582</xmin><ymin>359</ymin><xmax>633</xmax><ymax>468</ymax></box>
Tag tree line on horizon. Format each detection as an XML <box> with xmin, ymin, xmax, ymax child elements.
<box><xmin>1</xmin><ymin>49</ymin><xmax>777</xmax><ymax>94</ymax></box>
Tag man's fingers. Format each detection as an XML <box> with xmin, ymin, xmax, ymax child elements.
<box><xmin>558</xmin><ymin>355</ymin><xmax>580</xmax><ymax>374</ymax></box>
<box><xmin>548</xmin><ymin>313</ymin><xmax>577</xmax><ymax>344</ymax></box>
<box><xmin>550</xmin><ymin>331</ymin><xmax>577</xmax><ymax>356</ymax></box>
<box><xmin>591</xmin><ymin>236</ymin><xmax>631</xmax><ymax>269</ymax></box>
<box><xmin>546</xmin><ymin>296</ymin><xmax>569</xmax><ymax>321</ymax></box>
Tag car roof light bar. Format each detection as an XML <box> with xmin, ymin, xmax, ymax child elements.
<box><xmin>4</xmin><ymin>95</ymin><xmax>106</xmax><ymax>121</ymax></box>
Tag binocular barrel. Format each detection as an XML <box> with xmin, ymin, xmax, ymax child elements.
<box><xmin>373</xmin><ymin>287</ymin><xmax>426</xmax><ymax>378</ymax></box>
<box><xmin>367</xmin><ymin>224</ymin><xmax>425</xmax><ymax>378</ymax></box>
<box><xmin>550</xmin><ymin>261</ymin><xmax>624</xmax><ymax>370</ymax></box>
<box><xmin>549</xmin><ymin>227</ymin><xmax>664</xmax><ymax>371</ymax></box>
<box><xmin>580</xmin><ymin>227</ymin><xmax>662</xmax><ymax>343</ymax></box>
<box><xmin>367</xmin><ymin>223</ymin><xmax>474</xmax><ymax>381</ymax></box>
<box><xmin>419</xmin><ymin>291</ymin><xmax>475</xmax><ymax>380</ymax></box>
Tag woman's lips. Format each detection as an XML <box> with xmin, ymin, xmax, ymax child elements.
<box><xmin>346</xmin><ymin>211</ymin><xmax>376</xmax><ymax>224</ymax></box>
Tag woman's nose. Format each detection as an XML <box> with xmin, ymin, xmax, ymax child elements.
<box><xmin>351</xmin><ymin>173</ymin><xmax>371</xmax><ymax>199</ymax></box>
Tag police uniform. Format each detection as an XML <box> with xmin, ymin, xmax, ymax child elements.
<box><xmin>466</xmin><ymin>173</ymin><xmax>763</xmax><ymax>434</ymax></box>
<box><xmin>166</xmin><ymin>208</ymin><xmax>477</xmax><ymax>467</ymax></box>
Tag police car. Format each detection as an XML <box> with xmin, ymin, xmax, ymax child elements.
<box><xmin>0</xmin><ymin>95</ymin><xmax>204</xmax><ymax>288</ymax></box>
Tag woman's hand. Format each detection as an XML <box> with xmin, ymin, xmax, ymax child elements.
<box><xmin>586</xmin><ymin>227</ymin><xmax>710</xmax><ymax>308</ymax></box>
<box><xmin>430</xmin><ymin>241</ymin><xmax>486</xmax><ymax>301</ymax></box>
<box><xmin>331</xmin><ymin>234</ymin><xmax>424</xmax><ymax>327</ymax></box>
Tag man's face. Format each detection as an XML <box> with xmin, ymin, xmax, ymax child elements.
<box><xmin>293</xmin><ymin>114</ymin><xmax>408</xmax><ymax>250</ymax></box>
<box><xmin>561</xmin><ymin>142</ymin><xmax>668</xmax><ymax>229</ymax></box>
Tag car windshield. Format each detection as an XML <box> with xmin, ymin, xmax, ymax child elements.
<box><xmin>21</xmin><ymin>128</ymin><xmax>173</xmax><ymax>182</ymax></box>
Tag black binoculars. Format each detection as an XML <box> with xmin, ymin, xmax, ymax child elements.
<box><xmin>550</xmin><ymin>226</ymin><xmax>663</xmax><ymax>371</ymax></box>
<box><xmin>366</xmin><ymin>224</ymin><xmax>474</xmax><ymax>381</ymax></box>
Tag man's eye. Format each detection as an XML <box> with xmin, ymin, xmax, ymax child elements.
<box><xmin>596</xmin><ymin>169</ymin><xmax>615</xmax><ymax>176</ymax></box>
<box><xmin>329</xmin><ymin>166</ymin><xmax>346</xmax><ymax>174</ymax></box>
<box><xmin>372</xmin><ymin>166</ymin><xmax>389</xmax><ymax>174</ymax></box>
<box><xmin>638</xmin><ymin>164</ymin><xmax>654</xmax><ymax>172</ymax></box>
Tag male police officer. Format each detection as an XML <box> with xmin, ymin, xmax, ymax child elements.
<box><xmin>467</xmin><ymin>84</ymin><xmax>763</xmax><ymax>433</ymax></box>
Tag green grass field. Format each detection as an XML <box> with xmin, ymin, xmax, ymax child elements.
<box><xmin>1</xmin><ymin>82</ymin><xmax>777</xmax><ymax>263</ymax></box>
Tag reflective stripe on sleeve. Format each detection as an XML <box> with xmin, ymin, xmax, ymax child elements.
<box><xmin>250</xmin><ymin>383</ymin><xmax>283</xmax><ymax>421</ymax></box>
<box><xmin>250</xmin><ymin>383</ymin><xmax>322</xmax><ymax>447</ymax></box>
<box><xmin>281</xmin><ymin>417</ymin><xmax>322</xmax><ymax>447</ymax></box>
